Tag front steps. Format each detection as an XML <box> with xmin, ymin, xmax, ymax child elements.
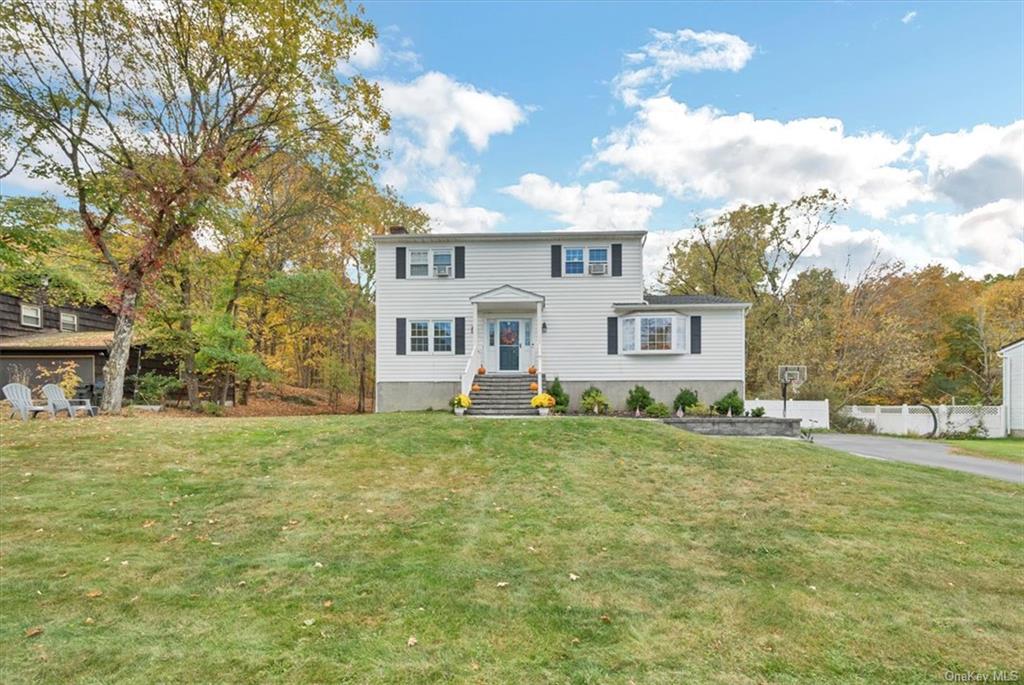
<box><xmin>467</xmin><ymin>373</ymin><xmax>540</xmax><ymax>416</ymax></box>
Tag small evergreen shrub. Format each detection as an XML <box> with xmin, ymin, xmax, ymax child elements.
<box><xmin>750</xmin><ymin>406</ymin><xmax>766</xmax><ymax>418</ymax></box>
<box><xmin>713</xmin><ymin>390</ymin><xmax>744</xmax><ymax>416</ymax></box>
<box><xmin>580</xmin><ymin>386</ymin><xmax>609</xmax><ymax>415</ymax></box>
<box><xmin>645</xmin><ymin>401</ymin><xmax>671</xmax><ymax>418</ymax></box>
<box><xmin>688</xmin><ymin>401</ymin><xmax>712</xmax><ymax>416</ymax></box>
<box><xmin>673</xmin><ymin>388</ymin><xmax>699</xmax><ymax>412</ymax></box>
<box><xmin>548</xmin><ymin>377</ymin><xmax>570</xmax><ymax>413</ymax></box>
<box><xmin>200</xmin><ymin>401</ymin><xmax>224</xmax><ymax>416</ymax></box>
<box><xmin>132</xmin><ymin>372</ymin><xmax>183</xmax><ymax>405</ymax></box>
<box><xmin>625</xmin><ymin>384</ymin><xmax>654</xmax><ymax>412</ymax></box>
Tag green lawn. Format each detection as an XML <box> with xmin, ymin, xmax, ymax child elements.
<box><xmin>946</xmin><ymin>438</ymin><xmax>1024</xmax><ymax>464</ymax></box>
<box><xmin>1</xmin><ymin>414</ymin><xmax>1021</xmax><ymax>684</ymax></box>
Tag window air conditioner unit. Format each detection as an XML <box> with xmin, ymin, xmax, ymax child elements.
<box><xmin>589</xmin><ymin>262</ymin><xmax>608</xmax><ymax>275</ymax></box>
<box><xmin>434</xmin><ymin>265</ymin><xmax>452</xmax><ymax>277</ymax></box>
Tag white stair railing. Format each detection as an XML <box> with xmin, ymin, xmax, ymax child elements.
<box><xmin>461</xmin><ymin>343</ymin><xmax>481</xmax><ymax>396</ymax></box>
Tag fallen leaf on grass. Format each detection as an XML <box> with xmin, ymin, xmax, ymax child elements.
<box><xmin>407</xmin><ymin>636</ymin><xmax>418</xmax><ymax>647</ymax></box>
<box><xmin>142</xmin><ymin>520</ymin><xmax>155</xmax><ymax>528</ymax></box>
<box><xmin>600</xmin><ymin>614</ymin><xmax>611</xmax><ymax>624</ymax></box>
<box><xmin>25</xmin><ymin>626</ymin><xmax>43</xmax><ymax>638</ymax></box>
<box><xmin>322</xmin><ymin>600</ymin><xmax>333</xmax><ymax>608</ymax></box>
<box><xmin>495</xmin><ymin>582</ymin><xmax>509</xmax><ymax>588</ymax></box>
<box><xmin>568</xmin><ymin>573</ymin><xmax>580</xmax><ymax>582</ymax></box>
<box><xmin>303</xmin><ymin>618</ymin><xmax>315</xmax><ymax>626</ymax></box>
<box><xmin>84</xmin><ymin>617</ymin><xmax>94</xmax><ymax>625</ymax></box>
<box><xmin>85</xmin><ymin>590</ymin><xmax>103</xmax><ymax>598</ymax></box>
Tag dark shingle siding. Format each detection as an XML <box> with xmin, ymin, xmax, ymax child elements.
<box><xmin>0</xmin><ymin>294</ymin><xmax>115</xmax><ymax>339</ymax></box>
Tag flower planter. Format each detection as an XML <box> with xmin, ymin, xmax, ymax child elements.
<box><xmin>454</xmin><ymin>407</ymin><xmax>466</xmax><ymax>416</ymax></box>
<box><xmin>537</xmin><ymin>407</ymin><xmax>549</xmax><ymax>416</ymax></box>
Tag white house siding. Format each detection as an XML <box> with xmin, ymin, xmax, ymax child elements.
<box><xmin>374</xmin><ymin>232</ymin><xmax>746</xmax><ymax>411</ymax></box>
<box><xmin>1001</xmin><ymin>341</ymin><xmax>1024</xmax><ymax>435</ymax></box>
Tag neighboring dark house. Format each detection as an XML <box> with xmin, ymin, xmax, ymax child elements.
<box><xmin>0</xmin><ymin>292</ymin><xmax>157</xmax><ymax>401</ymax></box>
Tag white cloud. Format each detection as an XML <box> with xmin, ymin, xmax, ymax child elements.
<box><xmin>614</xmin><ymin>29</ymin><xmax>754</xmax><ymax>99</ymax></box>
<box><xmin>348</xmin><ymin>40</ymin><xmax>382</xmax><ymax>70</ymax></box>
<box><xmin>416</xmin><ymin>202</ymin><xmax>503</xmax><ymax>233</ymax></box>
<box><xmin>921</xmin><ymin>198</ymin><xmax>1024</xmax><ymax>276</ymax></box>
<box><xmin>913</xmin><ymin>120</ymin><xmax>1024</xmax><ymax>209</ymax></box>
<box><xmin>901</xmin><ymin>11</ymin><xmax>918</xmax><ymax>24</ymax></box>
<box><xmin>501</xmin><ymin>173</ymin><xmax>662</xmax><ymax>230</ymax></box>
<box><xmin>592</xmin><ymin>95</ymin><xmax>928</xmax><ymax>218</ymax></box>
<box><xmin>380</xmin><ymin>71</ymin><xmax>527</xmax><ymax>231</ymax></box>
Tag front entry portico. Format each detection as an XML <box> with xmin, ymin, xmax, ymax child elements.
<box><xmin>467</xmin><ymin>284</ymin><xmax>545</xmax><ymax>381</ymax></box>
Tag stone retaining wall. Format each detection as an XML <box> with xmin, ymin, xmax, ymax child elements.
<box><xmin>663</xmin><ymin>417</ymin><xmax>802</xmax><ymax>437</ymax></box>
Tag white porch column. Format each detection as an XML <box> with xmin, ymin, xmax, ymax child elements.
<box><xmin>536</xmin><ymin>301</ymin><xmax>543</xmax><ymax>394</ymax></box>
<box><xmin>472</xmin><ymin>302</ymin><xmax>479</xmax><ymax>357</ymax></box>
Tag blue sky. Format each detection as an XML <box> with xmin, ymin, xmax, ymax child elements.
<box><xmin>355</xmin><ymin>0</ymin><xmax>1024</xmax><ymax>279</ymax></box>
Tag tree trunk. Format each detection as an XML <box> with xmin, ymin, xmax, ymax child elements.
<box><xmin>100</xmin><ymin>290</ymin><xmax>138</xmax><ymax>413</ymax></box>
<box><xmin>181</xmin><ymin>270</ymin><xmax>200</xmax><ymax>411</ymax></box>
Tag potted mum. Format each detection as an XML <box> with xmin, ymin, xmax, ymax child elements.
<box><xmin>531</xmin><ymin>392</ymin><xmax>555</xmax><ymax>416</ymax></box>
<box><xmin>450</xmin><ymin>393</ymin><xmax>472</xmax><ymax>416</ymax></box>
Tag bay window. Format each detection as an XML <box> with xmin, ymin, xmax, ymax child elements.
<box><xmin>620</xmin><ymin>314</ymin><xmax>688</xmax><ymax>354</ymax></box>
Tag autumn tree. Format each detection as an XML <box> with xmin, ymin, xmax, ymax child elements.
<box><xmin>1</xmin><ymin>0</ymin><xmax>386</xmax><ymax>411</ymax></box>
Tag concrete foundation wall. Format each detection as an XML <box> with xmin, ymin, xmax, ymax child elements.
<box><xmin>664</xmin><ymin>417</ymin><xmax>801</xmax><ymax>437</ymax></box>
<box><xmin>557</xmin><ymin>380</ymin><xmax>742</xmax><ymax>412</ymax></box>
<box><xmin>377</xmin><ymin>381</ymin><xmax>459</xmax><ymax>412</ymax></box>
<box><xmin>377</xmin><ymin>379</ymin><xmax>744</xmax><ymax>413</ymax></box>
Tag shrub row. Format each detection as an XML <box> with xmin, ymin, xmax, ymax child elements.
<box><xmin>546</xmin><ymin>380</ymin><xmax>755</xmax><ymax>418</ymax></box>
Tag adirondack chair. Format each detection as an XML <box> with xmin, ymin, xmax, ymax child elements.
<box><xmin>42</xmin><ymin>384</ymin><xmax>97</xmax><ymax>418</ymax></box>
<box><xmin>2</xmin><ymin>383</ymin><xmax>50</xmax><ymax>422</ymax></box>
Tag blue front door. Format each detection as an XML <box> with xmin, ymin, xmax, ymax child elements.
<box><xmin>499</xmin><ymin>320</ymin><xmax>520</xmax><ymax>371</ymax></box>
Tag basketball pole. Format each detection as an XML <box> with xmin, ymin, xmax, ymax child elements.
<box><xmin>782</xmin><ymin>380</ymin><xmax>788</xmax><ymax>418</ymax></box>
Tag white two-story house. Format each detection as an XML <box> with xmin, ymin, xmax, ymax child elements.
<box><xmin>374</xmin><ymin>228</ymin><xmax>749</xmax><ymax>413</ymax></box>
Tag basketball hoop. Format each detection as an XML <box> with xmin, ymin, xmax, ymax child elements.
<box><xmin>778</xmin><ymin>365</ymin><xmax>807</xmax><ymax>418</ymax></box>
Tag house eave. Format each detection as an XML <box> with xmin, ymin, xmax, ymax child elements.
<box><xmin>374</xmin><ymin>230</ymin><xmax>648</xmax><ymax>244</ymax></box>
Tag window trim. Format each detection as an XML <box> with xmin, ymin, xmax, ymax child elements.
<box><xmin>408</xmin><ymin>318</ymin><xmax>456</xmax><ymax>355</ymax></box>
<box><xmin>563</xmin><ymin>244</ymin><xmax>610</xmax><ymax>277</ymax></box>
<box><xmin>59</xmin><ymin>311</ymin><xmax>79</xmax><ymax>332</ymax></box>
<box><xmin>620</xmin><ymin>313</ymin><xmax>689</xmax><ymax>355</ymax></box>
<box><xmin>407</xmin><ymin>247</ymin><xmax>456</xmax><ymax>279</ymax></box>
<box><xmin>408</xmin><ymin>248</ymin><xmax>430</xmax><ymax>278</ymax></box>
<box><xmin>20</xmin><ymin>304</ymin><xmax>42</xmax><ymax>328</ymax></box>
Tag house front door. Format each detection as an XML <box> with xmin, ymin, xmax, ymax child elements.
<box><xmin>498</xmin><ymin>320</ymin><xmax>520</xmax><ymax>371</ymax></box>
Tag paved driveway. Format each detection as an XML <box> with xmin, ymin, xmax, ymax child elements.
<box><xmin>814</xmin><ymin>433</ymin><xmax>1023</xmax><ymax>484</ymax></box>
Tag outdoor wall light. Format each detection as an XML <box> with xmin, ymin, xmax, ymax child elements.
<box><xmin>542</xmin><ymin>322</ymin><xmax>548</xmax><ymax>333</ymax></box>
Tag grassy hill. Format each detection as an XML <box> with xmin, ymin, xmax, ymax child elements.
<box><xmin>1</xmin><ymin>414</ymin><xmax>1021</xmax><ymax>683</ymax></box>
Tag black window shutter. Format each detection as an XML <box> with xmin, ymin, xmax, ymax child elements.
<box><xmin>396</xmin><ymin>247</ymin><xmax>406</xmax><ymax>279</ymax></box>
<box><xmin>455</xmin><ymin>246</ymin><xmax>465</xmax><ymax>279</ymax></box>
<box><xmin>607</xmin><ymin>317</ymin><xmax>618</xmax><ymax>355</ymax></box>
<box><xmin>455</xmin><ymin>317</ymin><xmax>465</xmax><ymax>354</ymax></box>
<box><xmin>611</xmin><ymin>243</ymin><xmax>622</xmax><ymax>277</ymax></box>
<box><xmin>690</xmin><ymin>316</ymin><xmax>701</xmax><ymax>354</ymax></box>
<box><xmin>396</xmin><ymin>318</ymin><xmax>406</xmax><ymax>355</ymax></box>
<box><xmin>551</xmin><ymin>245</ymin><xmax>562</xmax><ymax>277</ymax></box>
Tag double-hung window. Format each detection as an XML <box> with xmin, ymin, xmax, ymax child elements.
<box><xmin>432</xmin><ymin>249</ymin><xmax>453</xmax><ymax>277</ymax></box>
<box><xmin>20</xmin><ymin>304</ymin><xmax>42</xmax><ymax>328</ymax></box>
<box><xmin>409</xmin><ymin>249</ymin><xmax>430</xmax><ymax>278</ymax></box>
<box><xmin>588</xmin><ymin>248</ymin><xmax>608</xmax><ymax>274</ymax></box>
<box><xmin>409</xmin><ymin>319</ymin><xmax>454</xmax><ymax>354</ymax></box>
<box><xmin>621</xmin><ymin>314</ymin><xmax>688</xmax><ymax>354</ymax></box>
<box><xmin>433</xmin><ymin>321</ymin><xmax>452</xmax><ymax>352</ymax></box>
<box><xmin>60</xmin><ymin>312</ymin><xmax>78</xmax><ymax>332</ymax></box>
<box><xmin>564</xmin><ymin>248</ymin><xmax>585</xmax><ymax>275</ymax></box>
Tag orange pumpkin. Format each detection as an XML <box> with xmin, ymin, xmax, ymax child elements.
<box><xmin>528</xmin><ymin>365</ymin><xmax>537</xmax><ymax>375</ymax></box>
<box><xmin>471</xmin><ymin>384</ymin><xmax>481</xmax><ymax>392</ymax></box>
<box><xmin>529</xmin><ymin>382</ymin><xmax>539</xmax><ymax>392</ymax></box>
<box><xmin>478</xmin><ymin>366</ymin><xmax>486</xmax><ymax>375</ymax></box>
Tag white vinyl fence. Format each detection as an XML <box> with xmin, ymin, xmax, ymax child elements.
<box><xmin>843</xmin><ymin>404</ymin><xmax>1007</xmax><ymax>438</ymax></box>
<box><xmin>746</xmin><ymin>398</ymin><xmax>830</xmax><ymax>430</ymax></box>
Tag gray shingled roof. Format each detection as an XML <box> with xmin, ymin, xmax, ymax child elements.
<box><xmin>644</xmin><ymin>294</ymin><xmax>747</xmax><ymax>305</ymax></box>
